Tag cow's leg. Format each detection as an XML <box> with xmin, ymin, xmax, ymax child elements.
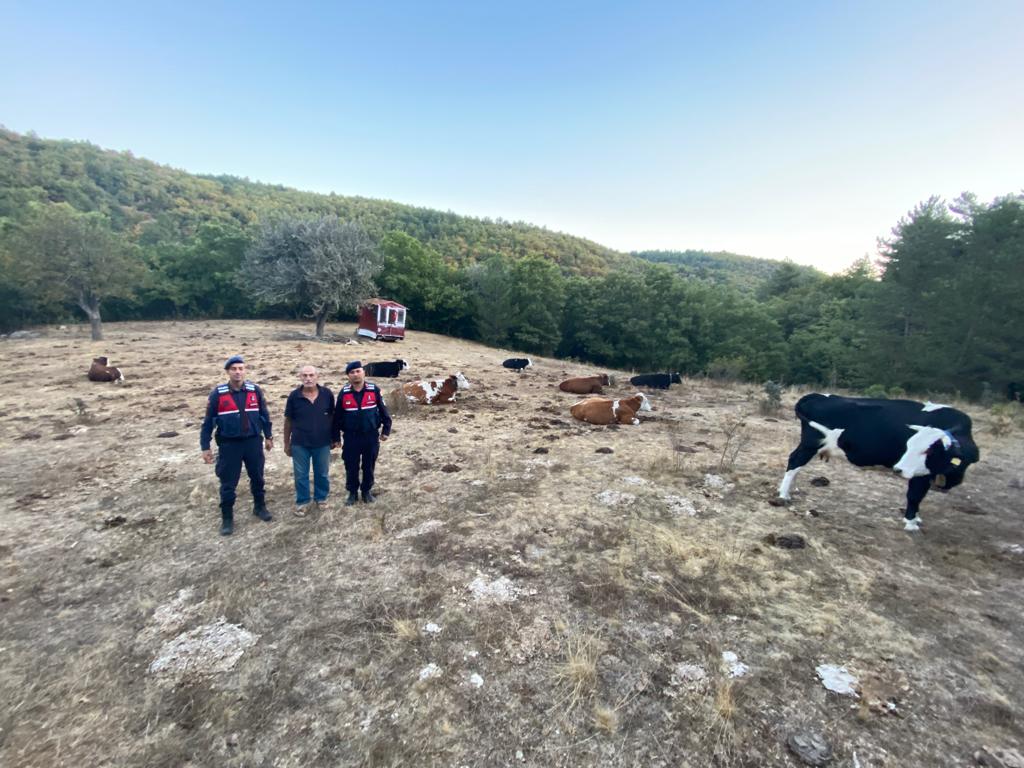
<box><xmin>779</xmin><ymin>442</ymin><xmax>818</xmax><ymax>500</ymax></box>
<box><xmin>617</xmin><ymin>407</ymin><xmax>638</xmax><ymax>425</ymax></box>
<box><xmin>903</xmin><ymin>475</ymin><xmax>931</xmax><ymax>531</ymax></box>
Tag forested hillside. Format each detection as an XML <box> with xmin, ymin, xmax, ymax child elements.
<box><xmin>0</xmin><ymin>129</ymin><xmax>624</xmax><ymax>275</ymax></box>
<box><xmin>634</xmin><ymin>249</ymin><xmax>820</xmax><ymax>294</ymax></box>
<box><xmin>1</xmin><ymin>128</ymin><xmax>1021</xmax><ymax>399</ymax></box>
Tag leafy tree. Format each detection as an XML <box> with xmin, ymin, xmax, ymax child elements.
<box><xmin>506</xmin><ymin>256</ymin><xmax>566</xmax><ymax>355</ymax></box>
<box><xmin>464</xmin><ymin>254</ymin><xmax>515</xmax><ymax>346</ymax></box>
<box><xmin>239</xmin><ymin>216</ymin><xmax>380</xmax><ymax>338</ymax></box>
<box><xmin>378</xmin><ymin>231</ymin><xmax>468</xmax><ymax>335</ymax></box>
<box><xmin>5</xmin><ymin>203</ymin><xmax>142</xmax><ymax>339</ymax></box>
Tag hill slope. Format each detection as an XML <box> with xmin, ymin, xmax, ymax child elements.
<box><xmin>634</xmin><ymin>249</ymin><xmax>822</xmax><ymax>293</ymax></box>
<box><xmin>0</xmin><ymin>128</ymin><xmax>625</xmax><ymax>276</ymax></box>
<box><xmin>1</xmin><ymin>320</ymin><xmax>1020</xmax><ymax>766</ymax></box>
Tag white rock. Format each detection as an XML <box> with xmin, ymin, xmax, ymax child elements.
<box><xmin>669</xmin><ymin>662</ymin><xmax>707</xmax><ymax>687</ymax></box>
<box><xmin>703</xmin><ymin>474</ymin><xmax>730</xmax><ymax>489</ymax></box>
<box><xmin>395</xmin><ymin>519</ymin><xmax>445</xmax><ymax>539</ymax></box>
<box><xmin>595</xmin><ymin>490</ymin><xmax>637</xmax><ymax>506</ymax></box>
<box><xmin>623</xmin><ymin>476</ymin><xmax>648</xmax><ymax>485</ymax></box>
<box><xmin>418</xmin><ymin>663</ymin><xmax>442</xmax><ymax>681</ymax></box>
<box><xmin>469</xmin><ymin>673</ymin><xmax>484</xmax><ymax>688</ymax></box>
<box><xmin>815</xmin><ymin>664</ymin><xmax>859</xmax><ymax>697</ymax></box>
<box><xmin>722</xmin><ymin>651</ymin><xmax>749</xmax><ymax>678</ymax></box>
<box><xmin>663</xmin><ymin>495</ymin><xmax>698</xmax><ymax>516</ymax></box>
<box><xmin>423</xmin><ymin>622</ymin><xmax>442</xmax><ymax>634</ymax></box>
<box><xmin>468</xmin><ymin>572</ymin><xmax>519</xmax><ymax>603</ymax></box>
<box><xmin>149</xmin><ymin>617</ymin><xmax>258</xmax><ymax>677</ymax></box>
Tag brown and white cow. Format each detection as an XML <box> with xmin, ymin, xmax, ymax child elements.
<box><xmin>559</xmin><ymin>374</ymin><xmax>610</xmax><ymax>395</ymax></box>
<box><xmin>88</xmin><ymin>356</ymin><xmax>125</xmax><ymax>383</ymax></box>
<box><xmin>570</xmin><ymin>393</ymin><xmax>652</xmax><ymax>425</ymax></box>
<box><xmin>399</xmin><ymin>372</ymin><xmax>471</xmax><ymax>405</ymax></box>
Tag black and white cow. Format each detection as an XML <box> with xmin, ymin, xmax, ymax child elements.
<box><xmin>778</xmin><ymin>394</ymin><xmax>979</xmax><ymax>531</ymax></box>
<box><xmin>363</xmin><ymin>359</ymin><xmax>409</xmax><ymax>378</ymax></box>
<box><xmin>629</xmin><ymin>372</ymin><xmax>682</xmax><ymax>389</ymax></box>
<box><xmin>502</xmin><ymin>358</ymin><xmax>533</xmax><ymax>371</ymax></box>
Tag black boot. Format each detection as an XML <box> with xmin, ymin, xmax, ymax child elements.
<box><xmin>345</xmin><ymin>492</ymin><xmax>358</xmax><ymax>506</ymax></box>
<box><xmin>253</xmin><ymin>500</ymin><xmax>273</xmax><ymax>522</ymax></box>
<box><xmin>362</xmin><ymin>491</ymin><xmax>376</xmax><ymax>504</ymax></box>
<box><xmin>220</xmin><ymin>508</ymin><xmax>234</xmax><ymax>536</ymax></box>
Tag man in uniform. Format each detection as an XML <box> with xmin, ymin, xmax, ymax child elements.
<box><xmin>200</xmin><ymin>355</ymin><xmax>274</xmax><ymax>535</ymax></box>
<box><xmin>331</xmin><ymin>361</ymin><xmax>392</xmax><ymax>505</ymax></box>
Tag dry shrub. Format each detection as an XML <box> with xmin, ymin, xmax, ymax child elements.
<box><xmin>717</xmin><ymin>414</ymin><xmax>747</xmax><ymax>471</ymax></box>
<box><xmin>593</xmin><ymin>703</ymin><xmax>619</xmax><ymax>733</ymax></box>
<box><xmin>552</xmin><ymin>631</ymin><xmax>604</xmax><ymax>712</ymax></box>
<box><xmin>385</xmin><ymin>386</ymin><xmax>411</xmax><ymax>417</ymax></box>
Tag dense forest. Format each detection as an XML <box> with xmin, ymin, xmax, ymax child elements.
<box><xmin>1</xmin><ymin>128</ymin><xmax>1021</xmax><ymax>400</ymax></box>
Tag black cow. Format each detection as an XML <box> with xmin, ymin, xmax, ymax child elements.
<box><xmin>502</xmin><ymin>358</ymin><xmax>532</xmax><ymax>371</ymax></box>
<box><xmin>363</xmin><ymin>359</ymin><xmax>408</xmax><ymax>378</ymax></box>
<box><xmin>629</xmin><ymin>372</ymin><xmax>682</xmax><ymax>389</ymax></box>
<box><xmin>778</xmin><ymin>394</ymin><xmax>979</xmax><ymax>531</ymax></box>
<box><xmin>1008</xmin><ymin>382</ymin><xmax>1022</xmax><ymax>403</ymax></box>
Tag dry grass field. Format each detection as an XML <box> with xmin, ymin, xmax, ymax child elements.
<box><xmin>1</xmin><ymin>320</ymin><xmax>1022</xmax><ymax>768</ymax></box>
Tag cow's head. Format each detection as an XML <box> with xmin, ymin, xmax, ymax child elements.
<box><xmin>894</xmin><ymin>425</ymin><xmax>978</xmax><ymax>487</ymax></box>
<box><xmin>454</xmin><ymin>372</ymin><xmax>471</xmax><ymax>390</ymax></box>
<box><xmin>598</xmin><ymin>374</ymin><xmax>610</xmax><ymax>385</ymax></box>
<box><xmin>399</xmin><ymin>359</ymin><xmax>409</xmax><ymax>370</ymax></box>
<box><xmin>93</xmin><ymin>356</ymin><xmax>109</xmax><ymax>366</ymax></box>
<box><xmin>635</xmin><ymin>392</ymin><xmax>652</xmax><ymax>412</ymax></box>
<box><xmin>670</xmin><ymin>372</ymin><xmax>682</xmax><ymax>384</ymax></box>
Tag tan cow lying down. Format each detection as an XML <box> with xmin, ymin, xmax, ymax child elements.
<box><xmin>570</xmin><ymin>393</ymin><xmax>651</xmax><ymax>425</ymax></box>
<box><xmin>88</xmin><ymin>356</ymin><xmax>125</xmax><ymax>383</ymax></box>
<box><xmin>559</xmin><ymin>374</ymin><xmax>610</xmax><ymax>394</ymax></box>
<box><xmin>400</xmin><ymin>372</ymin><xmax>471</xmax><ymax>405</ymax></box>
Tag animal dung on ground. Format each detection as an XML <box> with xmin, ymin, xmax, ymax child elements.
<box><xmin>786</xmin><ymin>730</ymin><xmax>834</xmax><ymax>767</ymax></box>
<box><xmin>532</xmin><ymin>447</ymin><xmax>549</xmax><ymax>454</ymax></box>
<box><xmin>767</xmin><ymin>533</ymin><xmax>808</xmax><ymax>549</ymax></box>
<box><xmin>441</xmin><ymin>463</ymin><xmax>461</xmax><ymax>473</ymax></box>
<box><xmin>810</xmin><ymin>476</ymin><xmax>830</xmax><ymax>487</ymax></box>
<box><xmin>595</xmin><ymin>447</ymin><xmax>614</xmax><ymax>454</ymax></box>
<box><xmin>157</xmin><ymin>431</ymin><xmax>179</xmax><ymax>438</ymax></box>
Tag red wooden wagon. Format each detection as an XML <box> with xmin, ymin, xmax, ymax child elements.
<box><xmin>357</xmin><ymin>298</ymin><xmax>407</xmax><ymax>341</ymax></box>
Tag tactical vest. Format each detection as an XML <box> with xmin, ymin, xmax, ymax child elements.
<box><xmin>338</xmin><ymin>382</ymin><xmax>382</xmax><ymax>434</ymax></box>
<box><xmin>212</xmin><ymin>381</ymin><xmax>265</xmax><ymax>440</ymax></box>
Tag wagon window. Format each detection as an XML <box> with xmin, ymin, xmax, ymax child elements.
<box><xmin>396</xmin><ymin>309</ymin><xmax>405</xmax><ymax>326</ymax></box>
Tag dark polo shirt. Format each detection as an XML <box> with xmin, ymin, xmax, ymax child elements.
<box><xmin>284</xmin><ymin>385</ymin><xmax>335</xmax><ymax>448</ymax></box>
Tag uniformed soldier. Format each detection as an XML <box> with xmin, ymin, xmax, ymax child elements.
<box><xmin>330</xmin><ymin>361</ymin><xmax>392</xmax><ymax>505</ymax></box>
<box><xmin>200</xmin><ymin>355</ymin><xmax>274</xmax><ymax>535</ymax></box>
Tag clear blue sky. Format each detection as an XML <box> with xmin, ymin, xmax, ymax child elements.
<box><xmin>3</xmin><ymin>0</ymin><xmax>1022</xmax><ymax>271</ymax></box>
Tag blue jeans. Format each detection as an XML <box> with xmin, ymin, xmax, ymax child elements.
<box><xmin>291</xmin><ymin>444</ymin><xmax>331</xmax><ymax>504</ymax></box>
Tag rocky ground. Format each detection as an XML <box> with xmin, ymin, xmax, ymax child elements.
<box><xmin>0</xmin><ymin>319</ymin><xmax>1022</xmax><ymax>768</ymax></box>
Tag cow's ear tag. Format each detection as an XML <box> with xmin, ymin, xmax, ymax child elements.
<box><xmin>950</xmin><ymin>457</ymin><xmax>962</xmax><ymax>466</ymax></box>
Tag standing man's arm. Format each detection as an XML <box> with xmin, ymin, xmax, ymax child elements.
<box><xmin>378</xmin><ymin>396</ymin><xmax>392</xmax><ymax>442</ymax></box>
<box><xmin>200</xmin><ymin>391</ymin><xmax>217</xmax><ymax>464</ymax></box>
<box><xmin>330</xmin><ymin>394</ymin><xmax>343</xmax><ymax>447</ymax></box>
<box><xmin>258</xmin><ymin>385</ymin><xmax>273</xmax><ymax>451</ymax></box>
<box><xmin>283</xmin><ymin>417</ymin><xmax>293</xmax><ymax>457</ymax></box>
<box><xmin>326</xmin><ymin>389</ymin><xmax>339</xmax><ymax>450</ymax></box>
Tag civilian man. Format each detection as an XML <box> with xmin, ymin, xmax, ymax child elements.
<box><xmin>283</xmin><ymin>365</ymin><xmax>335</xmax><ymax>516</ymax></box>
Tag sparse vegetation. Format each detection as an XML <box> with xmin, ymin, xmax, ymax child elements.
<box><xmin>0</xmin><ymin>320</ymin><xmax>1021</xmax><ymax>767</ymax></box>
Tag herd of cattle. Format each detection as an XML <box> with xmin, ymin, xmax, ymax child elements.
<box><xmin>86</xmin><ymin>353</ymin><xmax>992</xmax><ymax>532</ymax></box>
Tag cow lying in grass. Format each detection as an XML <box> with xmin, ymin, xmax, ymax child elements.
<box><xmin>559</xmin><ymin>374</ymin><xmax>610</xmax><ymax>395</ymax></box>
<box><xmin>88</xmin><ymin>356</ymin><xmax>125</xmax><ymax>383</ymax></box>
<box><xmin>629</xmin><ymin>372</ymin><xmax>681</xmax><ymax>389</ymax></box>
<box><xmin>502</xmin><ymin>358</ymin><xmax>532</xmax><ymax>371</ymax></box>
<box><xmin>570</xmin><ymin>393</ymin><xmax>651</xmax><ymax>425</ymax></box>
<box><xmin>399</xmin><ymin>373</ymin><xmax>471</xmax><ymax>405</ymax></box>
<box><xmin>778</xmin><ymin>393</ymin><xmax>980</xmax><ymax>531</ymax></box>
<box><xmin>364</xmin><ymin>359</ymin><xmax>408</xmax><ymax>377</ymax></box>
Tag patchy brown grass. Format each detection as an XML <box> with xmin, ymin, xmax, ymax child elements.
<box><xmin>1</xmin><ymin>319</ymin><xmax>1022</xmax><ymax>767</ymax></box>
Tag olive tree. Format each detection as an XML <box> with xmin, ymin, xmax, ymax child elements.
<box><xmin>240</xmin><ymin>216</ymin><xmax>380</xmax><ymax>338</ymax></box>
